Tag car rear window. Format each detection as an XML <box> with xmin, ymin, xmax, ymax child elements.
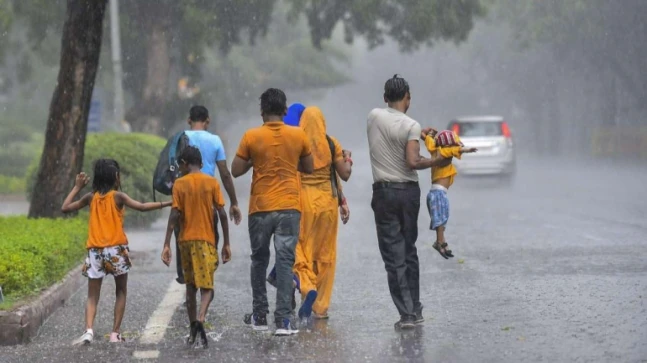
<box><xmin>450</xmin><ymin>122</ymin><xmax>502</xmax><ymax>137</ymax></box>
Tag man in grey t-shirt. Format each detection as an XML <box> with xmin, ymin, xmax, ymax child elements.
<box><xmin>367</xmin><ymin>74</ymin><xmax>450</xmax><ymax>330</ymax></box>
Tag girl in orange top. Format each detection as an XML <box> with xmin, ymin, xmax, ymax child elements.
<box><xmin>61</xmin><ymin>159</ymin><xmax>171</xmax><ymax>345</ymax></box>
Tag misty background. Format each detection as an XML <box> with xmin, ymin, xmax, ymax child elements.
<box><xmin>0</xmin><ymin>0</ymin><xmax>645</xmax><ymax>196</ymax></box>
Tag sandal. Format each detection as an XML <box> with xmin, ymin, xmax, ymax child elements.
<box><xmin>441</xmin><ymin>243</ymin><xmax>454</xmax><ymax>258</ymax></box>
<box><xmin>432</xmin><ymin>242</ymin><xmax>449</xmax><ymax>260</ymax></box>
<box><xmin>109</xmin><ymin>332</ymin><xmax>126</xmax><ymax>343</ymax></box>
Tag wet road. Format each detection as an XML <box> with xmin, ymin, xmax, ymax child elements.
<box><xmin>1</xmin><ymin>156</ymin><xmax>646</xmax><ymax>362</ymax></box>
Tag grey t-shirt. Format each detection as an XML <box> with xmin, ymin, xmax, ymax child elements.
<box><xmin>367</xmin><ymin>107</ymin><xmax>422</xmax><ymax>183</ymax></box>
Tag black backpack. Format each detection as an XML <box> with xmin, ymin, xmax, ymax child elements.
<box><xmin>153</xmin><ymin>131</ymin><xmax>190</xmax><ymax>201</ymax></box>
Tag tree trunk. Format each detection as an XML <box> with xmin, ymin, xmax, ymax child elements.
<box><xmin>127</xmin><ymin>17</ymin><xmax>171</xmax><ymax>135</ymax></box>
<box><xmin>28</xmin><ymin>0</ymin><xmax>107</xmax><ymax>219</ymax></box>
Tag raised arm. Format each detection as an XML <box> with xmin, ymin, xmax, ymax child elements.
<box><xmin>115</xmin><ymin>192</ymin><xmax>171</xmax><ymax>211</ymax></box>
<box><xmin>61</xmin><ymin>173</ymin><xmax>93</xmax><ymax>213</ymax></box>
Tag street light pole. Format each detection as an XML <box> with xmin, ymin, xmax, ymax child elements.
<box><xmin>109</xmin><ymin>0</ymin><xmax>126</xmax><ymax>132</ymax></box>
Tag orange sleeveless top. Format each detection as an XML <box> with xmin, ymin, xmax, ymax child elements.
<box><xmin>86</xmin><ymin>191</ymin><xmax>128</xmax><ymax>249</ymax></box>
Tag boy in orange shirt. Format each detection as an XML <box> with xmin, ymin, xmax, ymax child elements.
<box><xmin>162</xmin><ymin>146</ymin><xmax>231</xmax><ymax>348</ymax></box>
<box><xmin>422</xmin><ymin>129</ymin><xmax>476</xmax><ymax>259</ymax></box>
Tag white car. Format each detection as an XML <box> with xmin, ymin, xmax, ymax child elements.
<box><xmin>447</xmin><ymin>116</ymin><xmax>516</xmax><ymax>182</ymax></box>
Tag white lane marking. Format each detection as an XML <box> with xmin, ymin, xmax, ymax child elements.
<box><xmin>133</xmin><ymin>350</ymin><xmax>160</xmax><ymax>359</ymax></box>
<box><xmin>139</xmin><ymin>279</ymin><xmax>185</xmax><ymax>345</ymax></box>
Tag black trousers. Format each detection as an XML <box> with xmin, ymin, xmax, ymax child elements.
<box><xmin>371</xmin><ymin>181</ymin><xmax>421</xmax><ymax>320</ymax></box>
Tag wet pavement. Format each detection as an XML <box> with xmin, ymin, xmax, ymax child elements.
<box><xmin>1</xmin><ymin>156</ymin><xmax>646</xmax><ymax>362</ymax></box>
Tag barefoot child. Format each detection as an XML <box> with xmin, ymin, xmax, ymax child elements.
<box><xmin>161</xmin><ymin>146</ymin><xmax>231</xmax><ymax>348</ymax></box>
<box><xmin>422</xmin><ymin>130</ymin><xmax>477</xmax><ymax>259</ymax></box>
<box><xmin>61</xmin><ymin>159</ymin><xmax>172</xmax><ymax>344</ymax></box>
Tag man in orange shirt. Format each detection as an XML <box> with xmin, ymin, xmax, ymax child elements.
<box><xmin>162</xmin><ymin>146</ymin><xmax>231</xmax><ymax>348</ymax></box>
<box><xmin>232</xmin><ymin>88</ymin><xmax>314</xmax><ymax>336</ymax></box>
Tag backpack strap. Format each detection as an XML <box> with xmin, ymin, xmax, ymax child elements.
<box><xmin>168</xmin><ymin>131</ymin><xmax>185</xmax><ymax>166</ymax></box>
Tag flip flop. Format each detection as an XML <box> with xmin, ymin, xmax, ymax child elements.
<box><xmin>432</xmin><ymin>242</ymin><xmax>449</xmax><ymax>260</ymax></box>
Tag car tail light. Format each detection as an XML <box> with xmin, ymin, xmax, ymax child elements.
<box><xmin>501</xmin><ymin>121</ymin><xmax>511</xmax><ymax>138</ymax></box>
<box><xmin>451</xmin><ymin>123</ymin><xmax>460</xmax><ymax>136</ymax></box>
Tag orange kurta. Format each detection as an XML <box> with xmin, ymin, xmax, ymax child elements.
<box><xmin>293</xmin><ymin>107</ymin><xmax>344</xmax><ymax>316</ymax></box>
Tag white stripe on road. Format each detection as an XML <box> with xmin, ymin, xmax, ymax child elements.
<box><xmin>138</xmin><ymin>279</ymin><xmax>185</xmax><ymax>345</ymax></box>
<box><xmin>133</xmin><ymin>350</ymin><xmax>160</xmax><ymax>360</ymax></box>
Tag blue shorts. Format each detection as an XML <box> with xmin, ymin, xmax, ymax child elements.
<box><xmin>426</xmin><ymin>187</ymin><xmax>449</xmax><ymax>230</ymax></box>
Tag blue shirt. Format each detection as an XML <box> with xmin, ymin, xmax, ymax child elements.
<box><xmin>184</xmin><ymin>130</ymin><xmax>226</xmax><ymax>177</ymax></box>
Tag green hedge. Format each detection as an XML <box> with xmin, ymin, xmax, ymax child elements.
<box><xmin>0</xmin><ymin>216</ymin><xmax>88</xmax><ymax>307</ymax></box>
<box><xmin>28</xmin><ymin>133</ymin><xmax>169</xmax><ymax>228</ymax></box>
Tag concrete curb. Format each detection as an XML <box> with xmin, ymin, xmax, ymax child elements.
<box><xmin>0</xmin><ymin>264</ymin><xmax>85</xmax><ymax>346</ymax></box>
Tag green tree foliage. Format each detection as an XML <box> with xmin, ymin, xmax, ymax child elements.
<box><xmin>287</xmin><ymin>0</ymin><xmax>486</xmax><ymax>51</ymax></box>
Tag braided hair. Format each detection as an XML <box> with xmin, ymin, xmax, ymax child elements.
<box><xmin>383</xmin><ymin>74</ymin><xmax>410</xmax><ymax>102</ymax></box>
<box><xmin>92</xmin><ymin>159</ymin><xmax>121</xmax><ymax>194</ymax></box>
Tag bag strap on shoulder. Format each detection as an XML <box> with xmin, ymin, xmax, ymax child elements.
<box><xmin>168</xmin><ymin>131</ymin><xmax>186</xmax><ymax>166</ymax></box>
<box><xmin>326</xmin><ymin>135</ymin><xmax>341</xmax><ymax>202</ymax></box>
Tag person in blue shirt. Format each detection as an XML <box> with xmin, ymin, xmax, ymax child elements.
<box><xmin>173</xmin><ymin>105</ymin><xmax>242</xmax><ymax>284</ymax></box>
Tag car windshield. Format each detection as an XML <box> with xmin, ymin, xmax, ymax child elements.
<box><xmin>453</xmin><ymin>122</ymin><xmax>502</xmax><ymax>137</ymax></box>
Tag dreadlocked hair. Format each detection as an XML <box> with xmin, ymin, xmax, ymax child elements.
<box><xmin>179</xmin><ymin>145</ymin><xmax>202</xmax><ymax>167</ymax></box>
<box><xmin>92</xmin><ymin>159</ymin><xmax>121</xmax><ymax>194</ymax></box>
<box><xmin>384</xmin><ymin>74</ymin><xmax>410</xmax><ymax>102</ymax></box>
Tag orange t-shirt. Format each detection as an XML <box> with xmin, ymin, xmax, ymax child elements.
<box><xmin>172</xmin><ymin>172</ymin><xmax>225</xmax><ymax>245</ymax></box>
<box><xmin>87</xmin><ymin>191</ymin><xmax>128</xmax><ymax>249</ymax></box>
<box><xmin>236</xmin><ymin>121</ymin><xmax>312</xmax><ymax>215</ymax></box>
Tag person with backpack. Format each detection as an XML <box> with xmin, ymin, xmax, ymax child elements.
<box><xmin>154</xmin><ymin>105</ymin><xmax>241</xmax><ymax>284</ymax></box>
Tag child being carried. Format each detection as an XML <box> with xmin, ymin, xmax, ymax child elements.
<box><xmin>422</xmin><ymin>129</ymin><xmax>477</xmax><ymax>259</ymax></box>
